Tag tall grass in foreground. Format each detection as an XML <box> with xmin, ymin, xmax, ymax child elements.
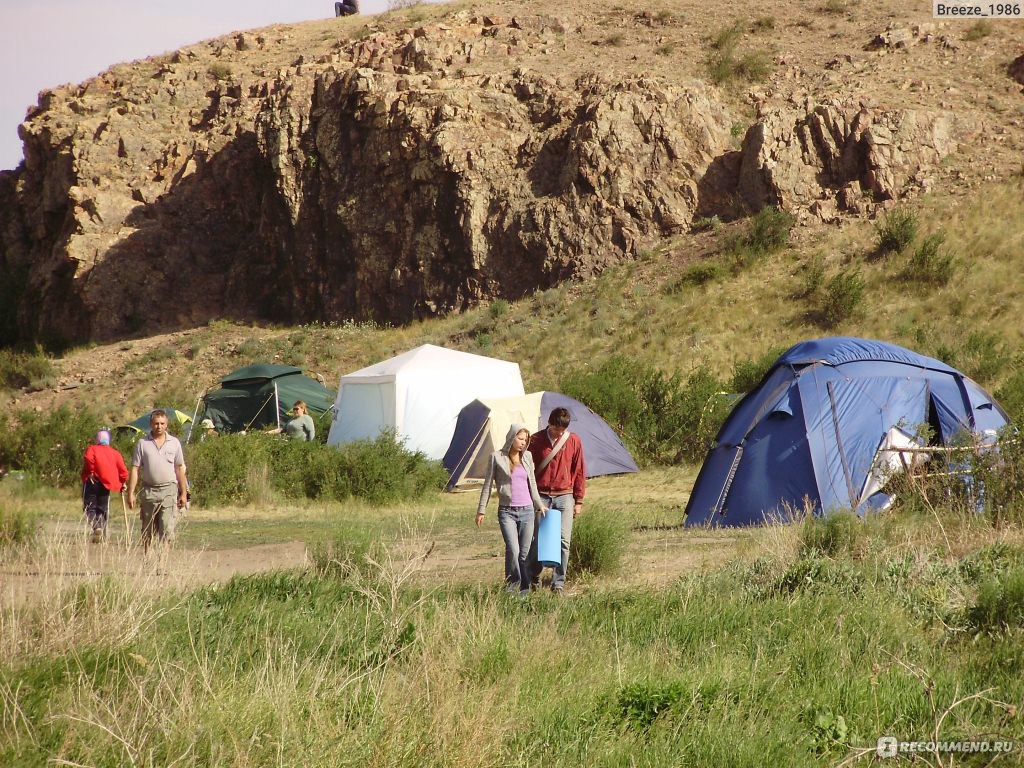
<box><xmin>4</xmin><ymin>509</ymin><xmax>1024</xmax><ymax>767</ymax></box>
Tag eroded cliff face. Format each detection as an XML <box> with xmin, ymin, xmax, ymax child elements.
<box><xmin>0</xmin><ymin>8</ymin><xmax>981</xmax><ymax>345</ymax></box>
<box><xmin>0</xmin><ymin>14</ymin><xmax>737</xmax><ymax>344</ymax></box>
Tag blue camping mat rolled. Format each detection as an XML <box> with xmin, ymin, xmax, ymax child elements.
<box><xmin>537</xmin><ymin>507</ymin><xmax>561</xmax><ymax>567</ymax></box>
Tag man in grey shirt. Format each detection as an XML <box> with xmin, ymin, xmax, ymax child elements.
<box><xmin>127</xmin><ymin>410</ymin><xmax>187</xmax><ymax>552</ymax></box>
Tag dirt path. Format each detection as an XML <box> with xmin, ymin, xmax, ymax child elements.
<box><xmin>2</xmin><ymin>513</ymin><xmax>739</xmax><ymax>610</ymax></box>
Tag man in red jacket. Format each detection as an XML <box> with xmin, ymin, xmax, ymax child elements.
<box><xmin>527</xmin><ymin>407</ymin><xmax>586</xmax><ymax>594</ymax></box>
<box><xmin>81</xmin><ymin>430</ymin><xmax>128</xmax><ymax>542</ymax></box>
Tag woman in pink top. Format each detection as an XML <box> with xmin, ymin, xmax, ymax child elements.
<box><xmin>476</xmin><ymin>424</ymin><xmax>546</xmax><ymax>594</ymax></box>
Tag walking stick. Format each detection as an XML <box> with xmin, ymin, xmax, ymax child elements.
<box><xmin>120</xmin><ymin>490</ymin><xmax>132</xmax><ymax>548</ymax></box>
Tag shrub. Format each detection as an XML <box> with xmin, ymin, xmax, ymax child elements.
<box><xmin>615</xmin><ymin>681</ymin><xmax>685</xmax><ymax>729</ymax></box>
<box><xmin>935</xmin><ymin>330</ymin><xmax>1009</xmax><ymax>385</ymax></box>
<box><xmin>800</xmin><ymin>253</ymin><xmax>827</xmax><ymax>298</ymax></box>
<box><xmin>820</xmin><ymin>269</ymin><xmax>865</xmax><ymax>328</ymax></box>
<box><xmin>729</xmin><ymin>346</ymin><xmax>786</xmax><ymax>393</ymax></box>
<box><xmin>963</xmin><ymin>20</ymin><xmax>993</xmax><ymax>41</ymax></box>
<box><xmin>0</xmin><ymin>499</ymin><xmax>37</xmax><ymax>548</ymax></box>
<box><xmin>966</xmin><ymin>568</ymin><xmax>1024</xmax><ymax>633</ymax></box>
<box><xmin>0</xmin><ymin>348</ymin><xmax>55</xmax><ymax>391</ymax></box>
<box><xmin>995</xmin><ymin>367</ymin><xmax>1024</xmax><ymax>424</ymax></box>
<box><xmin>568</xmin><ymin>506</ymin><xmax>627</xmax><ymax>576</ymax></box>
<box><xmin>742</xmin><ymin>207</ymin><xmax>794</xmax><ymax>255</ymax></box>
<box><xmin>561</xmin><ymin>356</ymin><xmax>731</xmax><ymax>465</ymax></box>
<box><xmin>186</xmin><ymin>432</ymin><xmax>447</xmax><ymax>506</ymax></box>
<box><xmin>874</xmin><ymin>208</ymin><xmax>918</xmax><ymax>257</ymax></box>
<box><xmin>488</xmin><ymin>299</ymin><xmax>509</xmax><ymax>320</ymax></box>
<box><xmin>311</xmin><ymin>524</ymin><xmax>387</xmax><ymax>577</ymax></box>
<box><xmin>903</xmin><ymin>231</ymin><xmax>958</xmax><ymax>286</ymax></box>
<box><xmin>799</xmin><ymin>512</ymin><xmax>862</xmax><ymax>557</ymax></box>
<box><xmin>706</xmin><ymin>23</ymin><xmax>772</xmax><ymax>84</ymax></box>
<box><xmin>668</xmin><ymin>260</ymin><xmax>727</xmax><ymax>290</ymax></box>
<box><xmin>207</xmin><ymin>62</ymin><xmax>232</xmax><ymax>81</ymax></box>
<box><xmin>0</xmin><ymin>406</ymin><xmax>109</xmax><ymax>487</ymax></box>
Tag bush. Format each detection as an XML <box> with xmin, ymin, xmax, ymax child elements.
<box><xmin>562</xmin><ymin>356</ymin><xmax>731</xmax><ymax>465</ymax></box>
<box><xmin>963</xmin><ymin>20</ymin><xmax>993</xmax><ymax>41</ymax></box>
<box><xmin>903</xmin><ymin>231</ymin><xmax>958</xmax><ymax>286</ymax></box>
<box><xmin>488</xmin><ymin>299</ymin><xmax>509</xmax><ymax>320</ymax></box>
<box><xmin>799</xmin><ymin>512</ymin><xmax>862</xmax><ymax>557</ymax></box>
<box><xmin>0</xmin><ymin>498</ymin><xmax>37</xmax><ymax>548</ymax></box>
<box><xmin>874</xmin><ymin>208</ymin><xmax>918</xmax><ymax>257</ymax></box>
<box><xmin>186</xmin><ymin>432</ymin><xmax>447</xmax><ymax>506</ymax></box>
<box><xmin>669</xmin><ymin>260</ymin><xmax>727</xmax><ymax>289</ymax></box>
<box><xmin>742</xmin><ymin>207</ymin><xmax>794</xmax><ymax>255</ymax></box>
<box><xmin>820</xmin><ymin>269</ymin><xmax>865</xmax><ymax>328</ymax></box>
<box><xmin>207</xmin><ymin>62</ymin><xmax>232</xmax><ymax>81</ymax></box>
<box><xmin>706</xmin><ymin>23</ymin><xmax>772</xmax><ymax>85</ymax></box>
<box><xmin>615</xmin><ymin>681</ymin><xmax>685</xmax><ymax>729</ymax></box>
<box><xmin>995</xmin><ymin>367</ymin><xmax>1024</xmax><ymax>424</ymax></box>
<box><xmin>311</xmin><ymin>524</ymin><xmax>387</xmax><ymax>577</ymax></box>
<box><xmin>729</xmin><ymin>346</ymin><xmax>786</xmax><ymax>393</ymax></box>
<box><xmin>568</xmin><ymin>506</ymin><xmax>628</xmax><ymax>576</ymax></box>
<box><xmin>935</xmin><ymin>330</ymin><xmax>1010</xmax><ymax>386</ymax></box>
<box><xmin>799</xmin><ymin>253</ymin><xmax>827</xmax><ymax>298</ymax></box>
<box><xmin>0</xmin><ymin>406</ymin><xmax>109</xmax><ymax>487</ymax></box>
<box><xmin>0</xmin><ymin>348</ymin><xmax>55</xmax><ymax>391</ymax></box>
<box><xmin>966</xmin><ymin>568</ymin><xmax>1024</xmax><ymax>633</ymax></box>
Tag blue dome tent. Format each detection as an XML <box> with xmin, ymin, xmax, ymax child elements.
<box><xmin>684</xmin><ymin>337</ymin><xmax>1010</xmax><ymax>527</ymax></box>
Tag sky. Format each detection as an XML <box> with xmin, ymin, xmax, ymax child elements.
<box><xmin>0</xmin><ymin>0</ymin><xmax>389</xmax><ymax>171</ymax></box>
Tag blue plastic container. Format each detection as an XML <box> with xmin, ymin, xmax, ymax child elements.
<box><xmin>537</xmin><ymin>507</ymin><xmax>562</xmax><ymax>567</ymax></box>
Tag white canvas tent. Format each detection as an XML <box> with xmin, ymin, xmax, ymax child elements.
<box><xmin>326</xmin><ymin>345</ymin><xmax>525</xmax><ymax>459</ymax></box>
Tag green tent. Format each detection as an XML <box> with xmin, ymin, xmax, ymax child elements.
<box><xmin>198</xmin><ymin>364</ymin><xmax>336</xmax><ymax>436</ymax></box>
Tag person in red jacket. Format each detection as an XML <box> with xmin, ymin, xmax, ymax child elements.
<box><xmin>527</xmin><ymin>407</ymin><xmax>586</xmax><ymax>594</ymax></box>
<box><xmin>81</xmin><ymin>429</ymin><xmax>128</xmax><ymax>542</ymax></box>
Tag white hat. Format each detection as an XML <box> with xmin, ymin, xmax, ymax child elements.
<box><xmin>200</xmin><ymin>418</ymin><xmax>215</xmax><ymax>429</ymax></box>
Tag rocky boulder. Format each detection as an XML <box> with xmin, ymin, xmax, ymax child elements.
<box><xmin>737</xmin><ymin>100</ymin><xmax>957</xmax><ymax>219</ymax></box>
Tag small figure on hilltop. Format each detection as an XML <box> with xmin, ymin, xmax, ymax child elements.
<box><xmin>270</xmin><ymin>400</ymin><xmax>316</xmax><ymax>441</ymax></box>
<box><xmin>335</xmin><ymin>0</ymin><xmax>359</xmax><ymax>17</ymax></box>
<box><xmin>127</xmin><ymin>410</ymin><xmax>188</xmax><ymax>553</ymax></box>
<box><xmin>80</xmin><ymin>429</ymin><xmax>128</xmax><ymax>543</ymax></box>
<box><xmin>528</xmin><ymin>407</ymin><xmax>586</xmax><ymax>595</ymax></box>
<box><xmin>475</xmin><ymin>424</ymin><xmax>547</xmax><ymax>595</ymax></box>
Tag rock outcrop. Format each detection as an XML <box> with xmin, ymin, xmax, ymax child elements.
<box><xmin>0</xmin><ymin>14</ymin><xmax>732</xmax><ymax>344</ymax></box>
<box><xmin>0</xmin><ymin>10</ymin><xmax>977</xmax><ymax>345</ymax></box>
<box><xmin>737</xmin><ymin>101</ymin><xmax>958</xmax><ymax>221</ymax></box>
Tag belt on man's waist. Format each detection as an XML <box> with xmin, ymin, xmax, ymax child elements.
<box><xmin>539</xmin><ymin>489</ymin><xmax>573</xmax><ymax>496</ymax></box>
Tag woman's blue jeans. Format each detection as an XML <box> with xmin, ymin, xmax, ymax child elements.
<box><xmin>498</xmin><ymin>505</ymin><xmax>535</xmax><ymax>593</ymax></box>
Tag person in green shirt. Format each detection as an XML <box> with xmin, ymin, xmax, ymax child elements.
<box><xmin>282</xmin><ymin>400</ymin><xmax>315</xmax><ymax>441</ymax></box>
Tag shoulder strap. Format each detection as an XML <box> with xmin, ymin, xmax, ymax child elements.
<box><xmin>536</xmin><ymin>430</ymin><xmax>570</xmax><ymax>474</ymax></box>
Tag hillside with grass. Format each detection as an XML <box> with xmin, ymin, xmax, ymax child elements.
<box><xmin>3</xmin><ymin>0</ymin><xmax>1024</xmax><ymax>765</ymax></box>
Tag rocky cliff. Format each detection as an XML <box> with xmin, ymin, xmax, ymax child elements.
<box><xmin>2</xmin><ymin>2</ymin><xmax>1021</xmax><ymax>345</ymax></box>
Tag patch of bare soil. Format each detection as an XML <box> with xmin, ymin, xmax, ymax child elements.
<box><xmin>3</xmin><ymin>515</ymin><xmax>740</xmax><ymax>610</ymax></box>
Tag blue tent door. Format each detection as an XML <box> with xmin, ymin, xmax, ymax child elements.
<box><xmin>810</xmin><ymin>375</ymin><xmax>930</xmax><ymax>515</ymax></box>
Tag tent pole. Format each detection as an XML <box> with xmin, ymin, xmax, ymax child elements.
<box><xmin>274</xmin><ymin>382</ymin><xmax>281</xmax><ymax>429</ymax></box>
<box><xmin>186</xmin><ymin>389</ymin><xmax>206</xmax><ymax>445</ymax></box>
<box><xmin>243</xmin><ymin>392</ymin><xmax>277</xmax><ymax>432</ymax></box>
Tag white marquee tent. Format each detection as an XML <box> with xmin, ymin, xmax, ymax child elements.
<box><xmin>326</xmin><ymin>344</ymin><xmax>526</xmax><ymax>459</ymax></box>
